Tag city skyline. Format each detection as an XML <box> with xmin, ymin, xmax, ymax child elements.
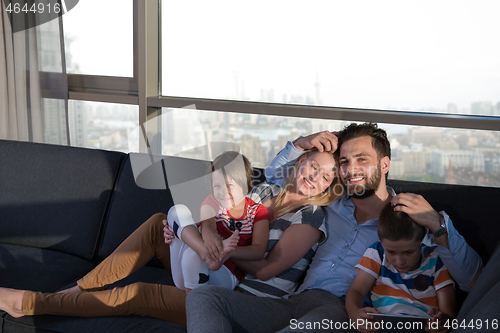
<box><xmin>65</xmin><ymin>100</ymin><xmax>500</xmax><ymax>188</ymax></box>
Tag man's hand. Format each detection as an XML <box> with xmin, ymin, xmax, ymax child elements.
<box><xmin>425</xmin><ymin>308</ymin><xmax>454</xmax><ymax>333</ymax></box>
<box><xmin>391</xmin><ymin>193</ymin><xmax>442</xmax><ymax>232</ymax></box>
<box><xmin>293</xmin><ymin>131</ymin><xmax>339</xmax><ymax>152</ymax></box>
<box><xmin>162</xmin><ymin>219</ymin><xmax>175</xmax><ymax>244</ymax></box>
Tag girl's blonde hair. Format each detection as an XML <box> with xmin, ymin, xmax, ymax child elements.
<box><xmin>275</xmin><ymin>149</ymin><xmax>341</xmax><ymax>217</ymax></box>
<box><xmin>207</xmin><ymin>151</ymin><xmax>253</xmax><ymax>196</ymax></box>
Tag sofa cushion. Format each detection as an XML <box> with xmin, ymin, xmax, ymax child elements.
<box><xmin>97</xmin><ymin>154</ymin><xmax>213</xmax><ymax>260</ymax></box>
<box><xmin>455</xmin><ymin>244</ymin><xmax>500</xmax><ymax>328</ymax></box>
<box><xmin>2</xmin><ymin>312</ymin><xmax>187</xmax><ymax>333</ymax></box>
<box><xmin>0</xmin><ymin>140</ymin><xmax>125</xmax><ymax>259</ymax></box>
<box><xmin>0</xmin><ymin>243</ymin><xmax>96</xmax><ymax>292</ymax></box>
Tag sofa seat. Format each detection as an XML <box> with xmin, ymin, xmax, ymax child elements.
<box><xmin>0</xmin><ymin>254</ymin><xmax>185</xmax><ymax>333</ymax></box>
<box><xmin>0</xmin><ymin>243</ymin><xmax>96</xmax><ymax>292</ymax></box>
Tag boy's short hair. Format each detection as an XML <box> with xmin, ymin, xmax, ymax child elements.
<box><xmin>378</xmin><ymin>203</ymin><xmax>426</xmax><ymax>242</ymax></box>
<box><xmin>208</xmin><ymin>151</ymin><xmax>253</xmax><ymax>196</ymax></box>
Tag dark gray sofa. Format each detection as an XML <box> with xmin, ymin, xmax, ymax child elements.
<box><xmin>1</xmin><ymin>139</ymin><xmax>499</xmax><ymax>332</ymax></box>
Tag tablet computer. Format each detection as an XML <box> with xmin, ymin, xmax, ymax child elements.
<box><xmin>366</xmin><ymin>313</ymin><xmax>431</xmax><ymax>333</ymax></box>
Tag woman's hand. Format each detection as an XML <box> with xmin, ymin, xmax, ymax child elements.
<box><xmin>162</xmin><ymin>219</ymin><xmax>174</xmax><ymax>244</ymax></box>
<box><xmin>294</xmin><ymin>131</ymin><xmax>339</xmax><ymax>152</ymax></box>
<box><xmin>203</xmin><ymin>231</ymin><xmax>224</xmax><ymax>262</ymax></box>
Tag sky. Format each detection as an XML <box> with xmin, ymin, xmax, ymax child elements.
<box><xmin>62</xmin><ymin>0</ymin><xmax>500</xmax><ymax>115</ymax></box>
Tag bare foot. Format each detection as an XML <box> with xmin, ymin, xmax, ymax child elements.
<box><xmin>0</xmin><ymin>287</ymin><xmax>25</xmax><ymax>318</ymax></box>
<box><xmin>57</xmin><ymin>285</ymin><xmax>82</xmax><ymax>294</ymax></box>
<box><xmin>207</xmin><ymin>257</ymin><xmax>225</xmax><ymax>271</ymax></box>
<box><xmin>222</xmin><ymin>230</ymin><xmax>239</xmax><ymax>254</ymax></box>
<box><xmin>207</xmin><ymin>230</ymin><xmax>239</xmax><ymax>271</ymax></box>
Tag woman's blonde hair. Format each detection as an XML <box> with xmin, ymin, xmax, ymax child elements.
<box><xmin>274</xmin><ymin>149</ymin><xmax>342</xmax><ymax>217</ymax></box>
<box><xmin>207</xmin><ymin>151</ymin><xmax>254</xmax><ymax>196</ymax></box>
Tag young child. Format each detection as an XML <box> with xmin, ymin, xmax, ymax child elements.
<box><xmin>346</xmin><ymin>203</ymin><xmax>456</xmax><ymax>332</ymax></box>
<box><xmin>167</xmin><ymin>151</ymin><xmax>270</xmax><ymax>293</ymax></box>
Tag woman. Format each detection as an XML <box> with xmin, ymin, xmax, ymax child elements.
<box><xmin>0</xmin><ymin>148</ymin><xmax>340</xmax><ymax>326</ymax></box>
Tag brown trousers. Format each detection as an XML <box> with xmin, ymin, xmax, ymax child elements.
<box><xmin>21</xmin><ymin>213</ymin><xmax>188</xmax><ymax>326</ymax></box>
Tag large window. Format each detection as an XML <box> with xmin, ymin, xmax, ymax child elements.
<box><xmin>63</xmin><ymin>0</ymin><xmax>133</xmax><ymax>77</ymax></box>
<box><xmin>69</xmin><ymin>101</ymin><xmax>138</xmax><ymax>153</ymax></box>
<box><xmin>161</xmin><ymin>0</ymin><xmax>500</xmax><ymax>116</ymax></box>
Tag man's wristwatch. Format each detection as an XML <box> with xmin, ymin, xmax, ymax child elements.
<box><xmin>432</xmin><ymin>215</ymin><xmax>448</xmax><ymax>239</ymax></box>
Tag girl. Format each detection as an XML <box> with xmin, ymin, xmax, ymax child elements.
<box><xmin>167</xmin><ymin>151</ymin><xmax>269</xmax><ymax>293</ymax></box>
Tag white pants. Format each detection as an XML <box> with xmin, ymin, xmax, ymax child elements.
<box><xmin>168</xmin><ymin>205</ymin><xmax>239</xmax><ymax>291</ymax></box>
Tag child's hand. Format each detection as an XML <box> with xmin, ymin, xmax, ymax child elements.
<box><xmin>425</xmin><ymin>308</ymin><xmax>454</xmax><ymax>333</ymax></box>
<box><xmin>203</xmin><ymin>232</ymin><xmax>224</xmax><ymax>262</ymax></box>
<box><xmin>349</xmin><ymin>307</ymin><xmax>380</xmax><ymax>333</ymax></box>
<box><xmin>162</xmin><ymin>219</ymin><xmax>174</xmax><ymax>245</ymax></box>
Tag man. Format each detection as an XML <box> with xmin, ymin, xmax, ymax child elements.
<box><xmin>186</xmin><ymin>123</ymin><xmax>482</xmax><ymax>333</ymax></box>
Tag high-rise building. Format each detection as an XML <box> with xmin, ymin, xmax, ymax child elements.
<box><xmin>447</xmin><ymin>103</ymin><xmax>458</xmax><ymax>114</ymax></box>
<box><xmin>410</xmin><ymin>127</ymin><xmax>442</xmax><ymax>147</ymax></box>
<box><xmin>240</xmin><ymin>134</ymin><xmax>267</xmax><ymax>168</ymax></box>
<box><xmin>314</xmin><ymin>72</ymin><xmax>322</xmax><ymax>105</ymax></box>
<box><xmin>401</xmin><ymin>149</ymin><xmax>426</xmax><ymax>177</ymax></box>
<box><xmin>388</xmin><ymin>159</ymin><xmax>404</xmax><ymax>178</ymax></box>
<box><xmin>431</xmin><ymin>150</ymin><xmax>485</xmax><ymax>177</ymax></box>
<box><xmin>471</xmin><ymin>101</ymin><xmax>493</xmax><ymax>116</ymax></box>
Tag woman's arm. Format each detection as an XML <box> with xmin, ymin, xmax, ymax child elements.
<box><xmin>225</xmin><ymin>219</ymin><xmax>269</xmax><ymax>261</ymax></box>
<box><xmin>265</xmin><ymin>132</ymin><xmax>338</xmax><ymax>184</ymax></box>
<box><xmin>176</xmin><ymin>204</ymin><xmax>219</xmax><ymax>262</ymax></box>
<box><xmin>199</xmin><ymin>204</ymin><xmax>224</xmax><ymax>262</ymax></box>
<box><xmin>230</xmin><ymin>223</ymin><xmax>322</xmax><ymax>281</ymax></box>
<box><xmin>265</xmin><ymin>141</ymin><xmax>304</xmax><ymax>185</ymax></box>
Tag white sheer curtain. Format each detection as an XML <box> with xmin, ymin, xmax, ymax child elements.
<box><xmin>0</xmin><ymin>1</ymin><xmax>69</xmax><ymax>144</ymax></box>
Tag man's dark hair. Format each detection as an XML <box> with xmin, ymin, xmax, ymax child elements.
<box><xmin>378</xmin><ymin>203</ymin><xmax>426</xmax><ymax>242</ymax></box>
<box><xmin>334</xmin><ymin>122</ymin><xmax>391</xmax><ymax>161</ymax></box>
<box><xmin>334</xmin><ymin>122</ymin><xmax>391</xmax><ymax>181</ymax></box>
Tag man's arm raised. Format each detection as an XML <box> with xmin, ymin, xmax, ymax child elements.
<box><xmin>294</xmin><ymin>130</ymin><xmax>339</xmax><ymax>152</ymax></box>
<box><xmin>265</xmin><ymin>131</ymin><xmax>338</xmax><ymax>184</ymax></box>
<box><xmin>392</xmin><ymin>193</ymin><xmax>483</xmax><ymax>292</ymax></box>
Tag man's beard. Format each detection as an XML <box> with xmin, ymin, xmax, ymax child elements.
<box><xmin>345</xmin><ymin>162</ymin><xmax>382</xmax><ymax>199</ymax></box>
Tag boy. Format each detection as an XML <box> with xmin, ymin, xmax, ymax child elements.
<box><xmin>346</xmin><ymin>203</ymin><xmax>456</xmax><ymax>332</ymax></box>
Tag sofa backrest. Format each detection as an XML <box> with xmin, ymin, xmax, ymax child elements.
<box><xmin>0</xmin><ymin>140</ymin><xmax>125</xmax><ymax>260</ymax></box>
<box><xmin>97</xmin><ymin>153</ymin><xmax>213</xmax><ymax>260</ymax></box>
<box><xmin>387</xmin><ymin>179</ymin><xmax>500</xmax><ymax>264</ymax></box>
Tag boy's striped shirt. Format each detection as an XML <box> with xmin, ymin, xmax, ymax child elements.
<box><xmin>356</xmin><ymin>241</ymin><xmax>454</xmax><ymax>317</ymax></box>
